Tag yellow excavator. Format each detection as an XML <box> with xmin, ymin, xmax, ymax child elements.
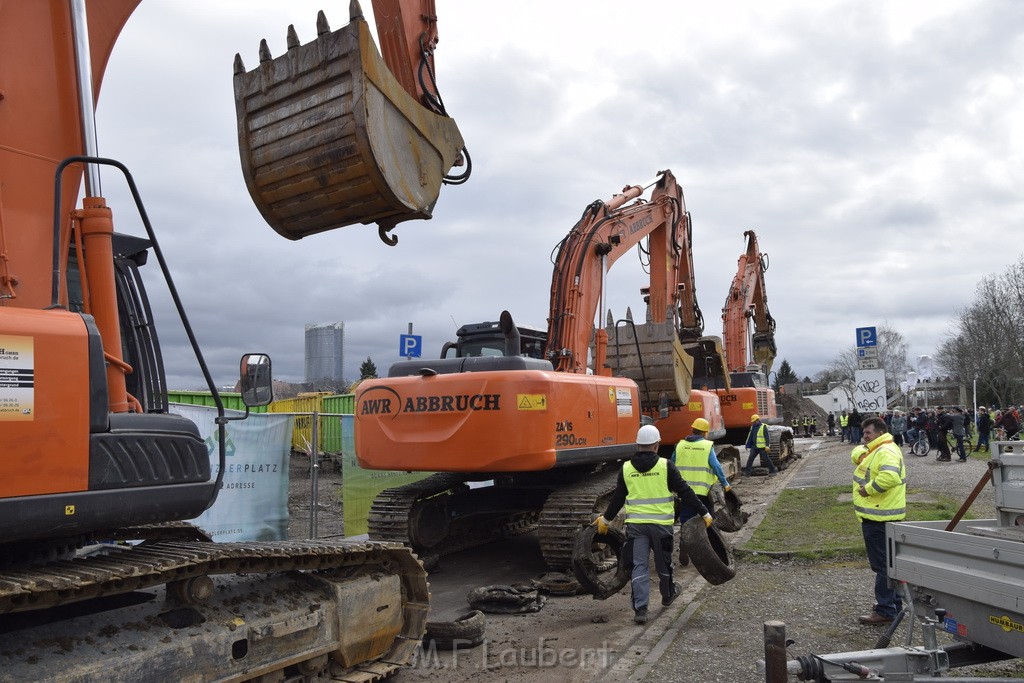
<box><xmin>0</xmin><ymin>0</ymin><xmax>462</xmax><ymax>679</ymax></box>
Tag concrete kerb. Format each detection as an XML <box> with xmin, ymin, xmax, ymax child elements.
<box><xmin>595</xmin><ymin>443</ymin><xmax>820</xmax><ymax>681</ymax></box>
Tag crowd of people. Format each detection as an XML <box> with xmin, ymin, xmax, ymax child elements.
<box><xmin>825</xmin><ymin>405</ymin><xmax>1021</xmax><ymax>461</ymax></box>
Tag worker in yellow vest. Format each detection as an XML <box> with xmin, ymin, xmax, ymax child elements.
<box><xmin>839</xmin><ymin>411</ymin><xmax>850</xmax><ymax>442</ymax></box>
<box><xmin>674</xmin><ymin>417</ymin><xmax>731</xmax><ymax>517</ymax></box>
<box><xmin>851</xmin><ymin>416</ymin><xmax>906</xmax><ymax>625</ymax></box>
<box><xmin>594</xmin><ymin>424</ymin><xmax>711</xmax><ymax>624</ymax></box>
<box><xmin>673</xmin><ymin>418</ymin><xmax>731</xmax><ymax>566</ymax></box>
<box><xmin>744</xmin><ymin>415</ymin><xmax>778</xmax><ymax>476</ymax></box>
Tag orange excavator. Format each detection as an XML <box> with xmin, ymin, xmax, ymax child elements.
<box><xmin>0</xmin><ymin>0</ymin><xmax>461</xmax><ymax>679</ymax></box>
<box><xmin>356</xmin><ymin>170</ymin><xmax>723</xmax><ymax>567</ymax></box>
<box><xmin>712</xmin><ymin>230</ymin><xmax>792</xmax><ymax>461</ymax></box>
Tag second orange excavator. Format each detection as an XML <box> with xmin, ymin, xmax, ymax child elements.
<box><xmin>356</xmin><ymin>170</ymin><xmax>724</xmax><ymax>567</ymax></box>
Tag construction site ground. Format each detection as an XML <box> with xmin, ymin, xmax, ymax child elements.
<box><xmin>286</xmin><ymin>434</ymin><xmax>1023</xmax><ymax>682</ymax></box>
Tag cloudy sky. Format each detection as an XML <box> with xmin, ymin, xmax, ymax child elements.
<box><xmin>94</xmin><ymin>0</ymin><xmax>1024</xmax><ymax>390</ymax></box>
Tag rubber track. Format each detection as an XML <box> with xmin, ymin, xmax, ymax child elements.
<box><xmin>367</xmin><ymin>473</ymin><xmax>538</xmax><ymax>557</ymax></box>
<box><xmin>0</xmin><ymin>538</ymin><xmax>430</xmax><ymax>682</ymax></box>
<box><xmin>537</xmin><ymin>469</ymin><xmax>619</xmax><ymax>570</ymax></box>
<box><xmin>767</xmin><ymin>426</ymin><xmax>795</xmax><ymax>468</ymax></box>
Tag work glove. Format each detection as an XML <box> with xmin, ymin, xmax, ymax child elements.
<box><xmin>702</xmin><ymin>513</ymin><xmax>713</xmax><ymax>528</ymax></box>
<box><xmin>592</xmin><ymin>515</ymin><xmax>609</xmax><ymax>535</ymax></box>
<box><xmin>724</xmin><ymin>485</ymin><xmax>732</xmax><ymax>493</ymax></box>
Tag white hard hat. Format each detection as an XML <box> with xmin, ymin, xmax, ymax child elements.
<box><xmin>636</xmin><ymin>424</ymin><xmax>661</xmax><ymax>445</ymax></box>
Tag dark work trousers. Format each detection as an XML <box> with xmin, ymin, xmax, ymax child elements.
<box><xmin>627</xmin><ymin>523</ymin><xmax>674</xmax><ymax>611</ymax></box>
<box><xmin>745</xmin><ymin>447</ymin><xmax>777</xmax><ymax>473</ymax></box>
<box><xmin>862</xmin><ymin>520</ymin><xmax>902</xmax><ymax>618</ymax></box>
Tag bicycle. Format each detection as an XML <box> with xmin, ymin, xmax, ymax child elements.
<box><xmin>909</xmin><ymin>431</ymin><xmax>930</xmax><ymax>457</ymax></box>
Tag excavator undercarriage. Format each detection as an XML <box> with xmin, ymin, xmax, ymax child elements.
<box><xmin>0</xmin><ymin>527</ymin><xmax>429</xmax><ymax>682</ymax></box>
<box><xmin>367</xmin><ymin>467</ymin><xmax>621</xmax><ymax>571</ymax></box>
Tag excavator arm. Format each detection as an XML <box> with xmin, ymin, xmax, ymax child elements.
<box><xmin>545</xmin><ymin>171</ymin><xmax>698</xmax><ymax>374</ymax></box>
<box><xmin>722</xmin><ymin>229</ymin><xmax>777</xmax><ymax>373</ymax></box>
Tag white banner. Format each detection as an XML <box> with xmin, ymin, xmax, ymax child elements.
<box><xmin>906</xmin><ymin>371</ymin><xmax>918</xmax><ymax>391</ymax></box>
<box><xmin>853</xmin><ymin>369</ymin><xmax>887</xmax><ymax>412</ymax></box>
<box><xmin>916</xmin><ymin>355</ymin><xmax>933</xmax><ymax>380</ymax></box>
<box><xmin>170</xmin><ymin>404</ymin><xmax>293</xmax><ymax>542</ymax></box>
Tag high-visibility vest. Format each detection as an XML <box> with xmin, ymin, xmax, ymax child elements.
<box><xmin>623</xmin><ymin>458</ymin><xmax>675</xmax><ymax>525</ymax></box>
<box><xmin>803</xmin><ymin>417</ymin><xmax>811</xmax><ymax>425</ymax></box>
<box><xmin>674</xmin><ymin>438</ymin><xmax>715</xmax><ymax>496</ymax></box>
<box><xmin>748</xmin><ymin>423</ymin><xmax>768</xmax><ymax>448</ymax></box>
<box><xmin>852</xmin><ymin>435</ymin><xmax>907</xmax><ymax>522</ymax></box>
<box><xmin>791</xmin><ymin>418</ymin><xmax>800</xmax><ymax>428</ymax></box>
<box><xmin>840</xmin><ymin>415</ymin><xmax>849</xmax><ymax>427</ymax></box>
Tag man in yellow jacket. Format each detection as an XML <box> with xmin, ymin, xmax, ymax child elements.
<box><xmin>852</xmin><ymin>416</ymin><xmax>907</xmax><ymax>625</ymax></box>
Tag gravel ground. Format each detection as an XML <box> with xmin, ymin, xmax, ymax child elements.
<box><xmin>281</xmin><ymin>436</ymin><xmax>1023</xmax><ymax>681</ymax></box>
<box><xmin>641</xmin><ymin>436</ymin><xmax>1024</xmax><ymax>683</ymax></box>
<box><xmin>286</xmin><ymin>453</ymin><xmax>345</xmax><ymax>540</ymax></box>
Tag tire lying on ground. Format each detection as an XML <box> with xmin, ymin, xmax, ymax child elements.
<box><xmin>467</xmin><ymin>584</ymin><xmax>546</xmax><ymax>614</ymax></box>
<box><xmin>680</xmin><ymin>516</ymin><xmax>736</xmax><ymax>585</ymax></box>
<box><xmin>534</xmin><ymin>571</ymin><xmax>582</xmax><ymax>596</ymax></box>
<box><xmin>423</xmin><ymin>610</ymin><xmax>486</xmax><ymax>649</ymax></box>
<box><xmin>571</xmin><ymin>525</ymin><xmax>630</xmax><ymax>600</ymax></box>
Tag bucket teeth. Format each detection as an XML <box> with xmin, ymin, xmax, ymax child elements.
<box><xmin>349</xmin><ymin>0</ymin><xmax>363</xmax><ymax>21</ymax></box>
<box><xmin>317</xmin><ymin>10</ymin><xmax>331</xmax><ymax>35</ymax></box>
<box><xmin>233</xmin><ymin>53</ymin><xmax>245</xmax><ymax>75</ymax></box>
<box><xmin>258</xmin><ymin>38</ymin><xmax>272</xmax><ymax>63</ymax></box>
<box><xmin>286</xmin><ymin>24</ymin><xmax>299</xmax><ymax>50</ymax></box>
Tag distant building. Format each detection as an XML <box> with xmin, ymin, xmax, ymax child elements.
<box><xmin>305</xmin><ymin>322</ymin><xmax>345</xmax><ymax>383</ymax></box>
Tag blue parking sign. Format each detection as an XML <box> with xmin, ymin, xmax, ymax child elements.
<box><xmin>400</xmin><ymin>334</ymin><xmax>422</xmax><ymax>358</ymax></box>
<box><xmin>855</xmin><ymin>326</ymin><xmax>877</xmax><ymax>347</ymax></box>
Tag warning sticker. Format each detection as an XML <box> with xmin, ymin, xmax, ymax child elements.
<box><xmin>688</xmin><ymin>401</ymin><xmax>703</xmax><ymax>412</ymax></box>
<box><xmin>616</xmin><ymin>388</ymin><xmax>633</xmax><ymax>417</ymax></box>
<box><xmin>0</xmin><ymin>335</ymin><xmax>34</xmax><ymax>421</ymax></box>
<box><xmin>742</xmin><ymin>402</ymin><xmax>755</xmax><ymax>410</ymax></box>
<box><xmin>517</xmin><ymin>394</ymin><xmax>548</xmax><ymax>410</ymax></box>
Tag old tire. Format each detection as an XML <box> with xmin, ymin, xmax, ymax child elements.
<box><xmin>534</xmin><ymin>572</ymin><xmax>582</xmax><ymax>596</ymax></box>
<box><xmin>423</xmin><ymin>610</ymin><xmax>486</xmax><ymax>649</ymax></box>
<box><xmin>467</xmin><ymin>584</ymin><xmax>546</xmax><ymax>614</ymax></box>
<box><xmin>712</xmin><ymin>488</ymin><xmax>747</xmax><ymax>533</ymax></box>
<box><xmin>680</xmin><ymin>516</ymin><xmax>736</xmax><ymax>586</ymax></box>
<box><xmin>571</xmin><ymin>525</ymin><xmax>630</xmax><ymax>600</ymax></box>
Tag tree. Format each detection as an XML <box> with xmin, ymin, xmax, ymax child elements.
<box><xmin>772</xmin><ymin>359</ymin><xmax>798</xmax><ymax>391</ymax></box>
<box><xmin>936</xmin><ymin>257</ymin><xmax>1024</xmax><ymax>406</ymax></box>
<box><xmin>359</xmin><ymin>356</ymin><xmax>379</xmax><ymax>380</ymax></box>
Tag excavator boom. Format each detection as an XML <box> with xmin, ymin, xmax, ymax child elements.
<box><xmin>722</xmin><ymin>229</ymin><xmax>777</xmax><ymax>373</ymax></box>
<box><xmin>547</xmin><ymin>172</ymin><xmax>699</xmax><ymax>375</ymax></box>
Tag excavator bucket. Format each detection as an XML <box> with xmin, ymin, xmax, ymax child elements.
<box><xmin>751</xmin><ymin>331</ymin><xmax>778</xmax><ymax>373</ymax></box>
<box><xmin>603</xmin><ymin>319</ymin><xmax>696</xmax><ymax>406</ymax></box>
<box><xmin>233</xmin><ymin>7</ymin><xmax>465</xmax><ymax>241</ymax></box>
<box><xmin>690</xmin><ymin>336</ymin><xmax>732</xmax><ymax>392</ymax></box>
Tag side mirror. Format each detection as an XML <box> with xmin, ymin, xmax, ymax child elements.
<box><xmin>240</xmin><ymin>353</ymin><xmax>273</xmax><ymax>407</ymax></box>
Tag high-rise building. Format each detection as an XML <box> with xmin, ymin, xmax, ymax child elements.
<box><xmin>304</xmin><ymin>322</ymin><xmax>345</xmax><ymax>382</ymax></box>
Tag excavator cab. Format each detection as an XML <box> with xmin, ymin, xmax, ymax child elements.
<box><xmin>233</xmin><ymin>2</ymin><xmax>466</xmax><ymax>245</ymax></box>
